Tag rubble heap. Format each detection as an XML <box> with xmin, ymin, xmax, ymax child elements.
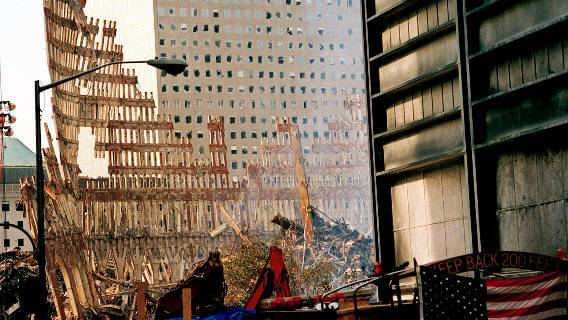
<box><xmin>272</xmin><ymin>209</ymin><xmax>374</xmax><ymax>284</ymax></box>
<box><xmin>0</xmin><ymin>250</ymin><xmax>54</xmax><ymax>319</ymax></box>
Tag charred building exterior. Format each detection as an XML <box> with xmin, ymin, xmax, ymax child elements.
<box><xmin>362</xmin><ymin>0</ymin><xmax>568</xmax><ymax>270</ymax></box>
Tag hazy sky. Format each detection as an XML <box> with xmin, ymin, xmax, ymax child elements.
<box><xmin>0</xmin><ymin>0</ymin><xmax>52</xmax><ymax>151</ymax></box>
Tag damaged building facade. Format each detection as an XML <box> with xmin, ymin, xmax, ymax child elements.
<box><xmin>362</xmin><ymin>0</ymin><xmax>568</xmax><ymax>271</ymax></box>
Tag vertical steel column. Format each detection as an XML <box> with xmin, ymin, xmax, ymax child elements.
<box><xmin>455</xmin><ymin>0</ymin><xmax>481</xmax><ymax>255</ymax></box>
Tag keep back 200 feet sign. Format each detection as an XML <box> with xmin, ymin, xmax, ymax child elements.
<box><xmin>424</xmin><ymin>251</ymin><xmax>568</xmax><ymax>274</ymax></box>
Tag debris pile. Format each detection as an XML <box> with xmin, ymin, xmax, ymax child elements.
<box><xmin>0</xmin><ymin>249</ymin><xmax>54</xmax><ymax>319</ymax></box>
<box><xmin>272</xmin><ymin>208</ymin><xmax>374</xmax><ymax>286</ymax></box>
<box><xmin>156</xmin><ymin>251</ymin><xmax>226</xmax><ymax>319</ymax></box>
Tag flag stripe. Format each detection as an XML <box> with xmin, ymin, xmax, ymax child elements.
<box><xmin>487</xmin><ymin>291</ymin><xmax>566</xmax><ymax>310</ymax></box>
<box><xmin>497</xmin><ymin>308</ymin><xmax>568</xmax><ymax>320</ymax></box>
<box><xmin>487</xmin><ymin>276</ymin><xmax>565</xmax><ymax>294</ymax></box>
<box><xmin>486</xmin><ymin>298</ymin><xmax>567</xmax><ymax>318</ymax></box>
<box><xmin>486</xmin><ymin>271</ymin><xmax>563</xmax><ymax>288</ymax></box>
<box><xmin>486</xmin><ymin>282</ymin><xmax>567</xmax><ymax>302</ymax></box>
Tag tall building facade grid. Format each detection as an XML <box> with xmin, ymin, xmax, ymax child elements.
<box><xmin>155</xmin><ymin>0</ymin><xmax>367</xmax><ymax>180</ymax></box>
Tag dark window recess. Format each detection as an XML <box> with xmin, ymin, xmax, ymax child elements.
<box><xmin>18</xmin><ymin>239</ymin><xmax>24</xmax><ymax>247</ymax></box>
<box><xmin>3</xmin><ymin>239</ymin><xmax>9</xmax><ymax>247</ymax></box>
<box><xmin>1</xmin><ymin>203</ymin><xmax>9</xmax><ymax>212</ymax></box>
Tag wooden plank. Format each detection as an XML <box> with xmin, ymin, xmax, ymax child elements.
<box><xmin>452</xmin><ymin>76</ymin><xmax>462</xmax><ymax>108</ymax></box>
<box><xmin>386</xmin><ymin>105</ymin><xmax>396</xmax><ymax>130</ymax></box>
<box><xmin>412</xmin><ymin>92</ymin><xmax>424</xmax><ymax>121</ymax></box>
<box><xmin>536</xmin><ymin>147</ymin><xmax>563</xmax><ymax>202</ymax></box>
<box><xmin>427</xmin><ymin>222</ymin><xmax>447</xmax><ymax>261</ymax></box>
<box><xmin>427</xmin><ymin>1</ymin><xmax>439</xmax><ymax>31</ymax></box>
<box><xmin>488</xmin><ymin>64</ymin><xmax>499</xmax><ymax>94</ymax></box>
<box><xmin>447</xmin><ymin>0</ymin><xmax>456</xmax><ymax>21</ymax></box>
<box><xmin>563</xmin><ymin>38</ymin><xmax>568</xmax><ymax>69</ymax></box>
<box><xmin>445</xmin><ymin>219</ymin><xmax>466</xmax><ymax>257</ymax></box>
<box><xmin>540</xmin><ymin>201</ymin><xmax>566</xmax><ymax>256</ymax></box>
<box><xmin>408</xmin><ymin>12</ymin><xmax>419</xmax><ymax>39</ymax></box>
<box><xmin>399</xmin><ymin>17</ymin><xmax>410</xmax><ymax>44</ymax></box>
<box><xmin>394</xmin><ymin>229</ymin><xmax>411</xmax><ymax>265</ymax></box>
<box><xmin>495</xmin><ymin>152</ymin><xmax>516</xmax><ymax>210</ymax></box>
<box><xmin>417</xmin><ymin>6</ymin><xmax>429</xmax><ymax>35</ymax></box>
<box><xmin>521</xmin><ymin>51</ymin><xmax>536</xmax><ymax>83</ymax></box>
<box><xmin>424</xmin><ymin>168</ymin><xmax>444</xmax><ymax>224</ymax></box>
<box><xmin>422</xmin><ymin>87</ymin><xmax>434</xmax><ymax>118</ymax></box>
<box><xmin>497</xmin><ymin>60</ymin><xmax>511</xmax><ymax>91</ymax></box>
<box><xmin>463</xmin><ymin>218</ymin><xmax>472</xmax><ymax>254</ymax></box>
<box><xmin>390</xmin><ymin>23</ymin><xmax>400</xmax><ymax>47</ymax></box>
<box><xmin>548</xmin><ymin>41</ymin><xmax>564</xmax><ymax>74</ymax></box>
<box><xmin>394</xmin><ymin>99</ymin><xmax>405</xmax><ymax>127</ymax></box>
<box><xmin>403</xmin><ymin>96</ymin><xmax>414</xmax><ymax>124</ymax></box>
<box><xmin>534</xmin><ymin>46</ymin><xmax>549</xmax><ymax>79</ymax></box>
<box><xmin>441</xmin><ymin>164</ymin><xmax>463</xmax><ymax>220</ymax></box>
<box><xmin>407</xmin><ymin>172</ymin><xmax>426</xmax><ymax>227</ymax></box>
<box><xmin>460</xmin><ymin>162</ymin><xmax>469</xmax><ymax>220</ymax></box>
<box><xmin>497</xmin><ymin>210</ymin><xmax>519</xmax><ymax>251</ymax></box>
<box><xmin>410</xmin><ymin>226</ymin><xmax>428</xmax><ymax>264</ymax></box>
<box><xmin>391</xmin><ymin>177</ymin><xmax>409</xmax><ymax>230</ymax></box>
<box><xmin>437</xmin><ymin>0</ymin><xmax>449</xmax><ymax>25</ymax></box>
<box><xmin>508</xmin><ymin>56</ymin><xmax>523</xmax><ymax>88</ymax></box>
<box><xmin>382</xmin><ymin>26</ymin><xmax>392</xmax><ymax>52</ymax></box>
<box><xmin>442</xmin><ymin>79</ymin><xmax>454</xmax><ymax>112</ymax></box>
<box><xmin>514</xmin><ymin>151</ymin><xmax>539</xmax><ymax>206</ymax></box>
<box><xmin>517</xmin><ymin>207</ymin><xmax>543</xmax><ymax>253</ymax></box>
<box><xmin>431</xmin><ymin>83</ymin><xmax>444</xmax><ymax>115</ymax></box>
<box><xmin>183</xmin><ymin>287</ymin><xmax>192</xmax><ymax>320</ymax></box>
<box><xmin>563</xmin><ymin>146</ymin><xmax>568</xmax><ymax>198</ymax></box>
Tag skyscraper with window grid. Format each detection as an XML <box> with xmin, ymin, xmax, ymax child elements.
<box><xmin>154</xmin><ymin>0</ymin><xmax>367</xmax><ymax>181</ymax></box>
<box><xmin>83</xmin><ymin>0</ymin><xmax>372</xmax><ymax>232</ymax></box>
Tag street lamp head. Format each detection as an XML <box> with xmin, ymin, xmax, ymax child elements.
<box><xmin>4</xmin><ymin>127</ymin><xmax>14</xmax><ymax>137</ymax></box>
<box><xmin>146</xmin><ymin>58</ymin><xmax>188</xmax><ymax>76</ymax></box>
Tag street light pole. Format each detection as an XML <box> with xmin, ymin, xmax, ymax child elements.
<box><xmin>33</xmin><ymin>58</ymin><xmax>187</xmax><ymax>318</ymax></box>
<box><xmin>34</xmin><ymin>79</ymin><xmax>48</xmax><ymax>320</ymax></box>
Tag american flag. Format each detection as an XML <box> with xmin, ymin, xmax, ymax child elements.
<box><xmin>421</xmin><ymin>266</ymin><xmax>567</xmax><ymax>320</ymax></box>
<box><xmin>486</xmin><ymin>271</ymin><xmax>567</xmax><ymax>319</ymax></box>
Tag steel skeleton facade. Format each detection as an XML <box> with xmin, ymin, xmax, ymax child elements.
<box><xmin>362</xmin><ymin>0</ymin><xmax>568</xmax><ymax>271</ymax></box>
<box><xmin>36</xmin><ymin>1</ymin><xmax>247</xmax><ymax>316</ymax></box>
<box><xmin>25</xmin><ymin>1</ymin><xmax>375</xmax><ymax>316</ymax></box>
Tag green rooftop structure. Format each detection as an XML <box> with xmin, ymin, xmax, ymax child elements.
<box><xmin>2</xmin><ymin>137</ymin><xmax>36</xmax><ymax>184</ymax></box>
<box><xmin>1</xmin><ymin>137</ymin><xmax>36</xmax><ymax>252</ymax></box>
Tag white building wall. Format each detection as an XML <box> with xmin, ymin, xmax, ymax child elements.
<box><xmin>1</xmin><ymin>183</ymin><xmax>33</xmax><ymax>252</ymax></box>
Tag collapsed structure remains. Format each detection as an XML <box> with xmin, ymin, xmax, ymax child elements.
<box><xmin>14</xmin><ymin>0</ymin><xmax>374</xmax><ymax>317</ymax></box>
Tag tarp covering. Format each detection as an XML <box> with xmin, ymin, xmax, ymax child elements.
<box><xmin>168</xmin><ymin>307</ymin><xmax>255</xmax><ymax>320</ymax></box>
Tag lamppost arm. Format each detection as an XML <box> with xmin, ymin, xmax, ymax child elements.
<box><xmin>38</xmin><ymin>59</ymin><xmax>148</xmax><ymax>92</ymax></box>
